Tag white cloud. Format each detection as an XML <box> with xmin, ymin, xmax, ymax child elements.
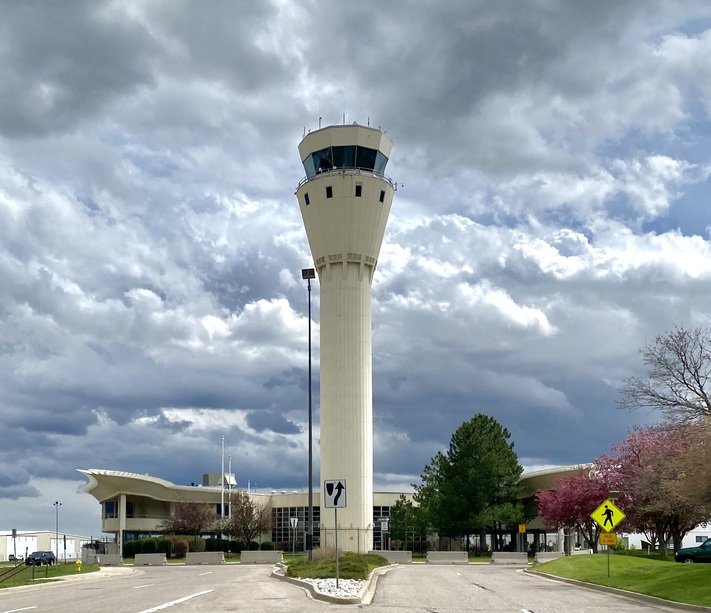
<box><xmin>2</xmin><ymin>0</ymin><xmax>711</xmax><ymax>535</ymax></box>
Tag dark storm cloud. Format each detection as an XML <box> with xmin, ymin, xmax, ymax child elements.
<box><xmin>2</xmin><ymin>0</ymin><xmax>711</xmax><ymax>536</ymax></box>
<box><xmin>0</xmin><ymin>0</ymin><xmax>158</xmax><ymax>138</ymax></box>
<box><xmin>245</xmin><ymin>410</ymin><xmax>300</xmax><ymax>435</ymax></box>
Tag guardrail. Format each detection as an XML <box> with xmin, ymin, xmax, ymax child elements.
<box><xmin>296</xmin><ymin>167</ymin><xmax>394</xmax><ymax>189</ymax></box>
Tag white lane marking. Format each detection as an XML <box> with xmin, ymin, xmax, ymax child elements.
<box><xmin>132</xmin><ymin>584</ymin><xmax>153</xmax><ymax>589</ymax></box>
<box><xmin>4</xmin><ymin>607</ymin><xmax>37</xmax><ymax>612</ymax></box>
<box><xmin>198</xmin><ymin>571</ymin><xmax>212</xmax><ymax>576</ymax></box>
<box><xmin>136</xmin><ymin>590</ymin><xmax>214</xmax><ymax>612</ymax></box>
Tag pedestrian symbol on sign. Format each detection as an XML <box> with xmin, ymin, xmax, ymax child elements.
<box><xmin>603</xmin><ymin>505</ymin><xmax>614</xmax><ymax>528</ymax></box>
<box><xmin>591</xmin><ymin>499</ymin><xmax>626</xmax><ymax>532</ymax></box>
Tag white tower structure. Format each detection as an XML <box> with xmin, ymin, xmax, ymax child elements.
<box><xmin>296</xmin><ymin>124</ymin><xmax>395</xmax><ymax>553</ymax></box>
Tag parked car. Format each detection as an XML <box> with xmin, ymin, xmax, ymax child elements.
<box><xmin>25</xmin><ymin>551</ymin><xmax>56</xmax><ymax>566</ymax></box>
<box><xmin>675</xmin><ymin>538</ymin><xmax>711</xmax><ymax>563</ymax></box>
<box><xmin>8</xmin><ymin>554</ymin><xmax>22</xmax><ymax>562</ymax></box>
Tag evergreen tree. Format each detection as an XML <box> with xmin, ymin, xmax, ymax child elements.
<box><xmin>415</xmin><ymin>413</ymin><xmax>524</xmax><ymax>543</ymax></box>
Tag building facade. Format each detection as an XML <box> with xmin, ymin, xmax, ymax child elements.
<box><xmin>79</xmin><ymin>468</ymin><xmax>418</xmax><ymax>555</ymax></box>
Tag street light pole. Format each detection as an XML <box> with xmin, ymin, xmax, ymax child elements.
<box><xmin>302</xmin><ymin>267</ymin><xmax>316</xmax><ymax>561</ymax></box>
<box><xmin>53</xmin><ymin>501</ymin><xmax>61</xmax><ymax>563</ymax></box>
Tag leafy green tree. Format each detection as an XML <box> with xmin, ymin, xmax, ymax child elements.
<box><xmin>415</xmin><ymin>413</ymin><xmax>524</xmax><ymax>547</ymax></box>
<box><xmin>389</xmin><ymin>495</ymin><xmax>426</xmax><ymax>550</ymax></box>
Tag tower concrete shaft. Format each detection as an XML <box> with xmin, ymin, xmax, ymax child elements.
<box><xmin>296</xmin><ymin>124</ymin><xmax>394</xmax><ymax>553</ymax></box>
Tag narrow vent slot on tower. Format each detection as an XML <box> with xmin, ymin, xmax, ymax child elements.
<box><xmin>355</xmin><ymin>184</ymin><xmax>362</xmax><ymax>198</ymax></box>
<box><xmin>326</xmin><ymin>186</ymin><xmax>333</xmax><ymax>199</ymax></box>
<box><xmin>379</xmin><ymin>190</ymin><xmax>385</xmax><ymax>203</ymax></box>
<box><xmin>304</xmin><ymin>193</ymin><xmax>310</xmax><ymax>206</ymax></box>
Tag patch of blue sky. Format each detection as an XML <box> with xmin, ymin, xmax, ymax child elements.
<box><xmin>674</xmin><ymin>16</ymin><xmax>711</xmax><ymax>38</ymax></box>
<box><xmin>644</xmin><ymin>179</ymin><xmax>711</xmax><ymax>238</ymax></box>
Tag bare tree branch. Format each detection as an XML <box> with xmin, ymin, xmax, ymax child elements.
<box><xmin>620</xmin><ymin>322</ymin><xmax>711</xmax><ymax>420</ymax></box>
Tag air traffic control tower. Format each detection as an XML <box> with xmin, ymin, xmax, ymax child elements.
<box><xmin>296</xmin><ymin>124</ymin><xmax>395</xmax><ymax>553</ymax></box>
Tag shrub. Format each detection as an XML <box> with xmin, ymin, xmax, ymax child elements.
<box><xmin>260</xmin><ymin>541</ymin><xmax>276</xmax><ymax>550</ymax></box>
<box><xmin>183</xmin><ymin>536</ymin><xmax>206</xmax><ymax>552</ymax></box>
<box><xmin>157</xmin><ymin>539</ymin><xmax>173</xmax><ymax>556</ymax></box>
<box><xmin>205</xmin><ymin>538</ymin><xmax>219</xmax><ymax>552</ymax></box>
<box><xmin>174</xmin><ymin>540</ymin><xmax>189</xmax><ymax>559</ymax></box>
<box><xmin>231</xmin><ymin>541</ymin><xmax>245</xmax><ymax>553</ymax></box>
<box><xmin>286</xmin><ymin>552</ymin><xmax>388</xmax><ymax>580</ymax></box>
<box><xmin>123</xmin><ymin>540</ymin><xmax>139</xmax><ymax>558</ymax></box>
<box><xmin>142</xmin><ymin>538</ymin><xmax>158</xmax><ymax>554</ymax></box>
<box><xmin>247</xmin><ymin>541</ymin><xmax>260</xmax><ymax>550</ymax></box>
<box><xmin>219</xmin><ymin>539</ymin><xmax>230</xmax><ymax>553</ymax></box>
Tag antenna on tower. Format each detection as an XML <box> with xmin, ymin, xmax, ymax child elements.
<box><xmin>367</xmin><ymin>116</ymin><xmax>370</xmax><ymax>126</ymax></box>
<box><xmin>343</xmin><ymin>98</ymin><xmax>346</xmax><ymax>125</ymax></box>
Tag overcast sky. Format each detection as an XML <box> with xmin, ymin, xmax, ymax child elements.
<box><xmin>2</xmin><ymin>0</ymin><xmax>711</xmax><ymax>539</ymax></box>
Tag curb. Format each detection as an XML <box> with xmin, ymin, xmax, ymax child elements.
<box><xmin>525</xmin><ymin>568</ymin><xmax>711</xmax><ymax>612</ymax></box>
<box><xmin>271</xmin><ymin>563</ymin><xmax>394</xmax><ymax>605</ymax></box>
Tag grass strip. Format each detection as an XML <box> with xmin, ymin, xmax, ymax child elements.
<box><xmin>530</xmin><ymin>553</ymin><xmax>711</xmax><ymax>607</ymax></box>
<box><xmin>0</xmin><ymin>563</ymin><xmax>100</xmax><ymax>589</ymax></box>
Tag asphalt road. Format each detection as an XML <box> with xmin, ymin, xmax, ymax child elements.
<box><xmin>0</xmin><ymin>563</ymin><xmax>697</xmax><ymax>612</ymax></box>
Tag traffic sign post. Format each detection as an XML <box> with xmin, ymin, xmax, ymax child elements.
<box><xmin>290</xmin><ymin>517</ymin><xmax>298</xmax><ymax>556</ymax></box>
<box><xmin>591</xmin><ymin>499</ymin><xmax>626</xmax><ymax>578</ymax></box>
<box><xmin>324</xmin><ymin>480</ymin><xmax>347</xmax><ymax>588</ymax></box>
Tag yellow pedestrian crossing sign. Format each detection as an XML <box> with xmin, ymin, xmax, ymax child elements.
<box><xmin>591</xmin><ymin>499</ymin><xmax>626</xmax><ymax>532</ymax></box>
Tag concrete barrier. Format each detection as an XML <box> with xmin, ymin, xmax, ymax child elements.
<box><xmin>133</xmin><ymin>553</ymin><xmax>167</xmax><ymax>566</ymax></box>
<box><xmin>491</xmin><ymin>552</ymin><xmax>528</xmax><ymax>564</ymax></box>
<box><xmin>571</xmin><ymin>549</ymin><xmax>593</xmax><ymax>555</ymax></box>
<box><xmin>97</xmin><ymin>554</ymin><xmax>123</xmax><ymax>566</ymax></box>
<box><xmin>186</xmin><ymin>552</ymin><xmax>225</xmax><ymax>565</ymax></box>
<box><xmin>240</xmin><ymin>550</ymin><xmax>283</xmax><ymax>564</ymax></box>
<box><xmin>535</xmin><ymin>552</ymin><xmax>565</xmax><ymax>563</ymax></box>
<box><xmin>426</xmin><ymin>551</ymin><xmax>469</xmax><ymax>564</ymax></box>
<box><xmin>368</xmin><ymin>550</ymin><xmax>412</xmax><ymax>563</ymax></box>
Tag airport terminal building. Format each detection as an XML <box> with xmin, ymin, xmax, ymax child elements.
<box><xmin>79</xmin><ymin>465</ymin><xmax>584</xmax><ymax>555</ymax></box>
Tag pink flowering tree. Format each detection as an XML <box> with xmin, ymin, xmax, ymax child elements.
<box><xmin>595</xmin><ymin>422</ymin><xmax>708</xmax><ymax>557</ymax></box>
<box><xmin>537</xmin><ymin>469</ymin><xmax>611</xmax><ymax>553</ymax></box>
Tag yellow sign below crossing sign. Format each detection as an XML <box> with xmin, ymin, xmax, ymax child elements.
<box><xmin>591</xmin><ymin>499</ymin><xmax>626</xmax><ymax>532</ymax></box>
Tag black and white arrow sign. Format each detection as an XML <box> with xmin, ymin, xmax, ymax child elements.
<box><xmin>324</xmin><ymin>479</ymin><xmax>347</xmax><ymax>508</ymax></box>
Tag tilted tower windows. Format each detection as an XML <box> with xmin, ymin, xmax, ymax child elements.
<box><xmin>302</xmin><ymin>145</ymin><xmax>389</xmax><ymax>179</ymax></box>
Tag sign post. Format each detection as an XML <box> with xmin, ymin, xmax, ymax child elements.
<box><xmin>290</xmin><ymin>517</ymin><xmax>298</xmax><ymax>556</ymax></box>
<box><xmin>324</xmin><ymin>480</ymin><xmax>347</xmax><ymax>588</ymax></box>
<box><xmin>591</xmin><ymin>498</ymin><xmax>626</xmax><ymax>577</ymax></box>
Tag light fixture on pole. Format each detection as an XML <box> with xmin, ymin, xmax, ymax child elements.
<box><xmin>302</xmin><ymin>267</ymin><xmax>316</xmax><ymax>561</ymax></box>
<box><xmin>53</xmin><ymin>501</ymin><xmax>61</xmax><ymax>563</ymax></box>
